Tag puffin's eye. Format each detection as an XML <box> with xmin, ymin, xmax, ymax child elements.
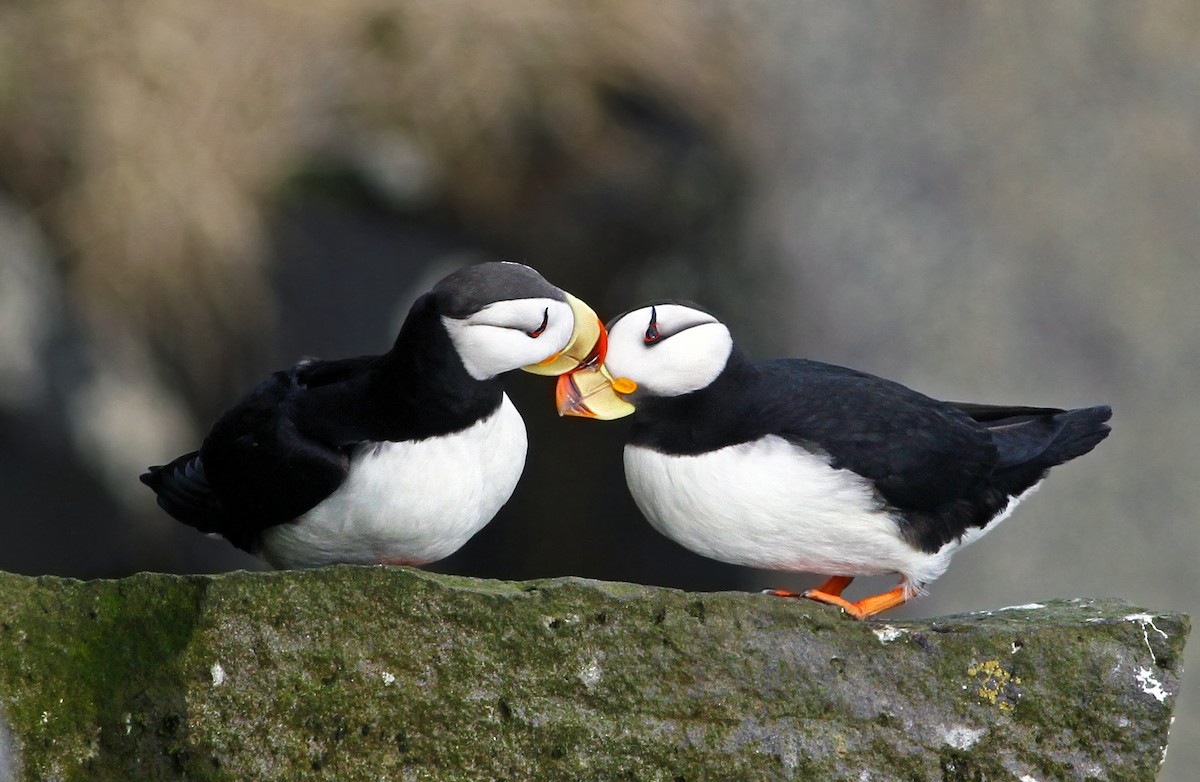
<box><xmin>644</xmin><ymin>306</ymin><xmax>661</xmax><ymax>344</ymax></box>
<box><xmin>526</xmin><ymin>308</ymin><xmax>549</xmax><ymax>338</ymax></box>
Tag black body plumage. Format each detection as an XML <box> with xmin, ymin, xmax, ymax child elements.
<box><xmin>628</xmin><ymin>348</ymin><xmax>1112</xmax><ymax>554</ymax></box>
<box><xmin>140</xmin><ymin>290</ymin><xmax>503</xmax><ymax>553</ymax></box>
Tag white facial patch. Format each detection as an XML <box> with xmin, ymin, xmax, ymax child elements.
<box><xmin>604</xmin><ymin>304</ymin><xmax>734</xmax><ymax>398</ymax></box>
<box><xmin>442</xmin><ymin>297</ymin><xmax>574</xmax><ymax>380</ymax></box>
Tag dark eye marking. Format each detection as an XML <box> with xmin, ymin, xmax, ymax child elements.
<box><xmin>644</xmin><ymin>306</ymin><xmax>662</xmax><ymax>344</ymax></box>
<box><xmin>527</xmin><ymin>308</ymin><xmax>549</xmax><ymax>338</ymax></box>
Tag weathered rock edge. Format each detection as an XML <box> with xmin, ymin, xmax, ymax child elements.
<box><xmin>0</xmin><ymin>567</ymin><xmax>1188</xmax><ymax>781</ymax></box>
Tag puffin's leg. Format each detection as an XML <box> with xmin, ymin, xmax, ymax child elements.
<box><xmin>844</xmin><ymin>584</ymin><xmax>909</xmax><ymax>619</ymax></box>
<box><xmin>763</xmin><ymin>575</ymin><xmax>853</xmax><ymax>600</ymax></box>
<box><xmin>801</xmin><ymin>579</ymin><xmax>910</xmax><ymax>620</ymax></box>
<box><xmin>768</xmin><ymin>577</ymin><xmax>910</xmax><ymax>619</ymax></box>
<box><xmin>797</xmin><ymin>576</ymin><xmax>862</xmax><ymax>614</ymax></box>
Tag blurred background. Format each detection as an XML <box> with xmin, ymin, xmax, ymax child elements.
<box><xmin>1</xmin><ymin>1</ymin><xmax>1197</xmax><ymax>777</ymax></box>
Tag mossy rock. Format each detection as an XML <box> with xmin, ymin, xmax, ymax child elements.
<box><xmin>0</xmin><ymin>567</ymin><xmax>1188</xmax><ymax>781</ymax></box>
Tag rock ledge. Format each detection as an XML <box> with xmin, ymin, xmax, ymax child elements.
<box><xmin>0</xmin><ymin>567</ymin><xmax>1188</xmax><ymax>781</ymax></box>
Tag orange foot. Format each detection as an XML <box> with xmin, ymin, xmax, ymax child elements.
<box><xmin>764</xmin><ymin>576</ymin><xmax>909</xmax><ymax>620</ymax></box>
<box><xmin>376</xmin><ymin>558</ymin><xmax>420</xmax><ymax>567</ymax></box>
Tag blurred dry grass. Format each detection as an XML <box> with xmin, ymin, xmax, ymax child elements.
<box><xmin>1</xmin><ymin>0</ymin><xmax>750</xmax><ymax>396</ymax></box>
<box><xmin>0</xmin><ymin>0</ymin><xmax>753</xmax><ymax>512</ymax></box>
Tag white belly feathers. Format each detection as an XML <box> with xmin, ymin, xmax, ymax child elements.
<box><xmin>262</xmin><ymin>394</ymin><xmax>527</xmax><ymax>568</ymax></box>
<box><xmin>624</xmin><ymin>436</ymin><xmax>952</xmax><ymax>586</ymax></box>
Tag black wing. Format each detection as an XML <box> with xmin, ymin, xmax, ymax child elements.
<box><xmin>756</xmin><ymin>359</ymin><xmax>999</xmax><ymax>513</ymax></box>
<box><xmin>754</xmin><ymin>363</ymin><xmax>1111</xmax><ymax>553</ymax></box>
<box><xmin>139</xmin><ymin>450</ymin><xmax>235</xmax><ymax>538</ymax></box>
<box><xmin>141</xmin><ymin>356</ymin><xmax>374</xmax><ymax>551</ymax></box>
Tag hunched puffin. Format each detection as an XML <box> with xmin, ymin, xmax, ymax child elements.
<box><xmin>142</xmin><ymin>262</ymin><xmax>605</xmax><ymax>569</ymax></box>
<box><xmin>556</xmin><ymin>301</ymin><xmax>1112</xmax><ymax>618</ymax></box>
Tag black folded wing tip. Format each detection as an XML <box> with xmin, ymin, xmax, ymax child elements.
<box><xmin>140</xmin><ymin>452</ymin><xmax>229</xmax><ymax>534</ymax></box>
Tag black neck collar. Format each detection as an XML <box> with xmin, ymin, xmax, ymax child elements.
<box><xmin>369</xmin><ymin>293</ymin><xmax>504</xmax><ymax>440</ymax></box>
<box><xmin>628</xmin><ymin>347</ymin><xmax>764</xmax><ymax>454</ymax></box>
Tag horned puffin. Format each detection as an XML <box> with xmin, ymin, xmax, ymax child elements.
<box><xmin>556</xmin><ymin>301</ymin><xmax>1112</xmax><ymax>618</ymax></box>
<box><xmin>141</xmin><ymin>262</ymin><xmax>604</xmax><ymax>569</ymax></box>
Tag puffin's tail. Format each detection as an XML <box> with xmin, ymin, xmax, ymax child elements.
<box><xmin>953</xmin><ymin>403</ymin><xmax>1112</xmax><ymax>494</ymax></box>
<box><xmin>1038</xmin><ymin>405</ymin><xmax>1113</xmax><ymax>466</ymax></box>
<box><xmin>140</xmin><ymin>451</ymin><xmax>227</xmax><ymax>533</ymax></box>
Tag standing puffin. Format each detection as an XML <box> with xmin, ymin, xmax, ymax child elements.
<box><xmin>142</xmin><ymin>262</ymin><xmax>604</xmax><ymax>569</ymax></box>
<box><xmin>556</xmin><ymin>301</ymin><xmax>1112</xmax><ymax>618</ymax></box>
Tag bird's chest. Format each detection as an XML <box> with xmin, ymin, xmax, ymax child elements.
<box><xmin>623</xmin><ymin>436</ymin><xmax>916</xmax><ymax>575</ymax></box>
<box><xmin>262</xmin><ymin>395</ymin><xmax>527</xmax><ymax>567</ymax></box>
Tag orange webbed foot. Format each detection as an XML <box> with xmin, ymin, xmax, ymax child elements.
<box><xmin>765</xmin><ymin>576</ymin><xmax>911</xmax><ymax>620</ymax></box>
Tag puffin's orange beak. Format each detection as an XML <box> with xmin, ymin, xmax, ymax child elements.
<box><xmin>555</xmin><ymin>361</ymin><xmax>637</xmax><ymax>420</ymax></box>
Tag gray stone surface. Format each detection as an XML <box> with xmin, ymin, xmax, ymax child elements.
<box><xmin>0</xmin><ymin>567</ymin><xmax>1188</xmax><ymax>781</ymax></box>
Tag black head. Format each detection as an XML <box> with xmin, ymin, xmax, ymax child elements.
<box><xmin>432</xmin><ymin>262</ymin><xmax>566</xmax><ymax>319</ymax></box>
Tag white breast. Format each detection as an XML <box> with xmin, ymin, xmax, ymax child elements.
<box><xmin>261</xmin><ymin>395</ymin><xmax>527</xmax><ymax>568</ymax></box>
<box><xmin>623</xmin><ymin>436</ymin><xmax>952</xmax><ymax>586</ymax></box>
